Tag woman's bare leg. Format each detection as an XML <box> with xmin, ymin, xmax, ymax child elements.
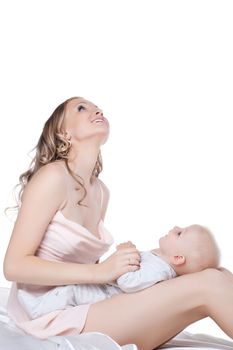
<box><xmin>82</xmin><ymin>269</ymin><xmax>233</xmax><ymax>350</ymax></box>
<box><xmin>218</xmin><ymin>267</ymin><xmax>233</xmax><ymax>281</ymax></box>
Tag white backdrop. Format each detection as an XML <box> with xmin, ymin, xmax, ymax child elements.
<box><xmin>1</xmin><ymin>0</ymin><xmax>233</xmax><ymax>340</ymax></box>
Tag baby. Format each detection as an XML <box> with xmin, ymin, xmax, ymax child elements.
<box><xmin>113</xmin><ymin>224</ymin><xmax>220</xmax><ymax>292</ymax></box>
<box><xmin>18</xmin><ymin>224</ymin><xmax>220</xmax><ymax>319</ymax></box>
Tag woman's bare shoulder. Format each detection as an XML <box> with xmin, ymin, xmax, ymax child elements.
<box><xmin>32</xmin><ymin>162</ymin><xmax>66</xmax><ymax>179</ymax></box>
<box><xmin>22</xmin><ymin>162</ymin><xmax>67</xmax><ymax>203</ymax></box>
<box><xmin>30</xmin><ymin>161</ymin><xmax>66</xmax><ymax>185</ymax></box>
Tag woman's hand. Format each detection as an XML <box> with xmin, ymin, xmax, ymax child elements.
<box><xmin>96</xmin><ymin>246</ymin><xmax>141</xmax><ymax>283</ymax></box>
<box><xmin>116</xmin><ymin>240</ymin><xmax>137</xmax><ymax>250</ymax></box>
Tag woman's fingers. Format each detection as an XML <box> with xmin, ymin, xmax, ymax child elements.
<box><xmin>99</xmin><ymin>247</ymin><xmax>141</xmax><ymax>282</ymax></box>
<box><xmin>120</xmin><ymin>250</ymin><xmax>141</xmax><ymax>266</ymax></box>
<box><xmin>115</xmin><ymin>248</ymin><xmax>141</xmax><ymax>266</ymax></box>
<box><xmin>116</xmin><ymin>241</ymin><xmax>136</xmax><ymax>250</ymax></box>
<box><xmin>118</xmin><ymin>247</ymin><xmax>140</xmax><ymax>254</ymax></box>
<box><xmin>119</xmin><ymin>248</ymin><xmax>140</xmax><ymax>261</ymax></box>
<box><xmin>127</xmin><ymin>257</ymin><xmax>140</xmax><ymax>266</ymax></box>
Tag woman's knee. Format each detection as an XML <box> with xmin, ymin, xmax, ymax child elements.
<box><xmin>197</xmin><ymin>268</ymin><xmax>227</xmax><ymax>295</ymax></box>
<box><xmin>201</xmin><ymin>267</ymin><xmax>225</xmax><ymax>281</ymax></box>
<box><xmin>217</xmin><ymin>267</ymin><xmax>233</xmax><ymax>281</ymax></box>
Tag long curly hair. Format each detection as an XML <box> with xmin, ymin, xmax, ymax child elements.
<box><xmin>12</xmin><ymin>96</ymin><xmax>103</xmax><ymax>210</ymax></box>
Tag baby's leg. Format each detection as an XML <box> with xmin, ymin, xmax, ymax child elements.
<box><xmin>18</xmin><ymin>285</ymin><xmax>74</xmax><ymax>318</ymax></box>
<box><xmin>72</xmin><ymin>283</ymin><xmax>122</xmax><ymax>305</ymax></box>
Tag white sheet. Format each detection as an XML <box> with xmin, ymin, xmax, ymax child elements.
<box><xmin>1</xmin><ymin>287</ymin><xmax>233</xmax><ymax>350</ymax></box>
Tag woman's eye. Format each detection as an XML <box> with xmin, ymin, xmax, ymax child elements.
<box><xmin>78</xmin><ymin>105</ymin><xmax>85</xmax><ymax>111</ymax></box>
<box><xmin>177</xmin><ymin>231</ymin><xmax>182</xmax><ymax>236</ymax></box>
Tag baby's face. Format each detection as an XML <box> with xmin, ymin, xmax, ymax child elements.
<box><xmin>159</xmin><ymin>225</ymin><xmax>200</xmax><ymax>257</ymax></box>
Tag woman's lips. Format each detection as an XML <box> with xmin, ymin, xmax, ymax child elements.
<box><xmin>92</xmin><ymin>117</ymin><xmax>109</xmax><ymax>125</ymax></box>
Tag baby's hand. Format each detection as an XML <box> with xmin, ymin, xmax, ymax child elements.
<box><xmin>116</xmin><ymin>241</ymin><xmax>137</xmax><ymax>250</ymax></box>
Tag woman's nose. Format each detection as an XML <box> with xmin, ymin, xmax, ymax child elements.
<box><xmin>95</xmin><ymin>108</ymin><xmax>103</xmax><ymax>116</ymax></box>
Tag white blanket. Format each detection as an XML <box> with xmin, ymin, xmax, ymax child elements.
<box><xmin>1</xmin><ymin>287</ymin><xmax>233</xmax><ymax>350</ymax></box>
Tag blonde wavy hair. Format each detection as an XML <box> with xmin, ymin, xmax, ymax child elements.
<box><xmin>12</xmin><ymin>96</ymin><xmax>103</xmax><ymax>210</ymax></box>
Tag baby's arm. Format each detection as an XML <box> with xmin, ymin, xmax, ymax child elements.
<box><xmin>113</xmin><ymin>251</ymin><xmax>176</xmax><ymax>293</ymax></box>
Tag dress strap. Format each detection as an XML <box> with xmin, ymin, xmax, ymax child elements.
<box><xmin>98</xmin><ymin>180</ymin><xmax>104</xmax><ymax>211</ymax></box>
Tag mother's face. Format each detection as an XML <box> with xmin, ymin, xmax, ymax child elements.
<box><xmin>64</xmin><ymin>97</ymin><xmax>110</xmax><ymax>144</ymax></box>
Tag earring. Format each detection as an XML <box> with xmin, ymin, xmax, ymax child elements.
<box><xmin>64</xmin><ymin>131</ymin><xmax>72</xmax><ymax>146</ymax></box>
<box><xmin>67</xmin><ymin>138</ymin><xmax>72</xmax><ymax>147</ymax></box>
<box><xmin>57</xmin><ymin>137</ymin><xmax>72</xmax><ymax>156</ymax></box>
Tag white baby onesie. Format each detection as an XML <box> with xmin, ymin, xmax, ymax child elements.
<box><xmin>112</xmin><ymin>250</ymin><xmax>177</xmax><ymax>292</ymax></box>
<box><xmin>18</xmin><ymin>251</ymin><xmax>176</xmax><ymax>319</ymax></box>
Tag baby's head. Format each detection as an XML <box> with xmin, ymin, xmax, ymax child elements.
<box><xmin>158</xmin><ymin>224</ymin><xmax>220</xmax><ymax>275</ymax></box>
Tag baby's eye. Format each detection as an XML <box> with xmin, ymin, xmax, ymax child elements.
<box><xmin>177</xmin><ymin>231</ymin><xmax>182</xmax><ymax>236</ymax></box>
<box><xmin>77</xmin><ymin>105</ymin><xmax>85</xmax><ymax>111</ymax></box>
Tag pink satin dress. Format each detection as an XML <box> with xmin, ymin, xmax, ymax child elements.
<box><xmin>7</xmin><ymin>181</ymin><xmax>114</xmax><ymax>339</ymax></box>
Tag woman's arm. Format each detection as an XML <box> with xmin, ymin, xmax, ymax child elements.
<box><xmin>3</xmin><ymin>165</ymin><xmax>140</xmax><ymax>286</ymax></box>
<box><xmin>3</xmin><ymin>163</ymin><xmax>96</xmax><ymax>285</ymax></box>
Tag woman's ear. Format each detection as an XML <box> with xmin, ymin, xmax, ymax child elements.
<box><xmin>170</xmin><ymin>255</ymin><xmax>186</xmax><ymax>266</ymax></box>
<box><xmin>65</xmin><ymin>131</ymin><xmax>71</xmax><ymax>140</ymax></box>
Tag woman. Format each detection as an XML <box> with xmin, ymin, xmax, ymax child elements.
<box><xmin>3</xmin><ymin>96</ymin><xmax>233</xmax><ymax>350</ymax></box>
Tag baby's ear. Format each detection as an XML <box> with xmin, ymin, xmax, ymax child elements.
<box><xmin>170</xmin><ymin>255</ymin><xmax>186</xmax><ymax>266</ymax></box>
